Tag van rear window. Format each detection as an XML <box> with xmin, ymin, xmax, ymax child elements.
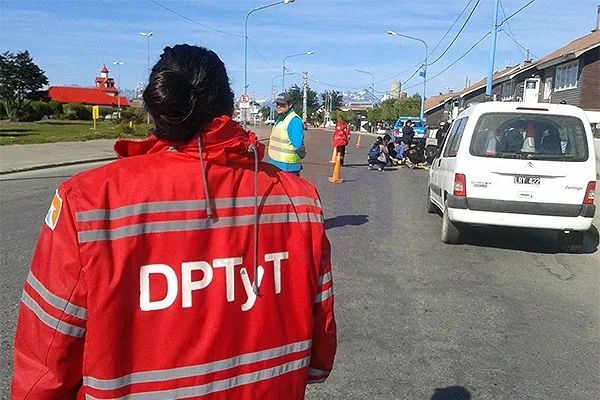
<box><xmin>469</xmin><ymin>112</ymin><xmax>588</xmax><ymax>161</ymax></box>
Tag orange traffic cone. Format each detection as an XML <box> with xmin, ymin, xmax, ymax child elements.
<box><xmin>355</xmin><ymin>134</ymin><xmax>362</xmax><ymax>148</ymax></box>
<box><xmin>521</xmin><ymin>121</ymin><xmax>536</xmax><ymax>152</ymax></box>
<box><xmin>329</xmin><ymin>146</ymin><xmax>337</xmax><ymax>164</ymax></box>
<box><xmin>328</xmin><ymin>151</ymin><xmax>344</xmax><ymax>183</ymax></box>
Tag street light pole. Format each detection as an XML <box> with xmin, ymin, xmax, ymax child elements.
<box><xmin>140</xmin><ymin>31</ymin><xmax>153</xmax><ymax>124</ymax></box>
<box><xmin>112</xmin><ymin>61</ymin><xmax>124</xmax><ymax>115</ymax></box>
<box><xmin>244</xmin><ymin>0</ymin><xmax>295</xmax><ymax>129</ymax></box>
<box><xmin>387</xmin><ymin>31</ymin><xmax>428</xmax><ymax>121</ymax></box>
<box><xmin>281</xmin><ymin>51</ymin><xmax>314</xmax><ymax>92</ymax></box>
<box><xmin>354</xmin><ymin>69</ymin><xmax>375</xmax><ymax>105</ymax></box>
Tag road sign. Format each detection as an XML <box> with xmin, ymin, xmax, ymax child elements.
<box><xmin>239</xmin><ymin>93</ymin><xmax>250</xmax><ymax>109</ymax></box>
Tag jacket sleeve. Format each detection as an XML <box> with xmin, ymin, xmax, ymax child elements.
<box><xmin>287</xmin><ymin>117</ymin><xmax>305</xmax><ymax>150</ymax></box>
<box><xmin>12</xmin><ymin>186</ymin><xmax>87</xmax><ymax>399</ymax></box>
<box><xmin>309</xmin><ymin>228</ymin><xmax>337</xmax><ymax>384</ymax></box>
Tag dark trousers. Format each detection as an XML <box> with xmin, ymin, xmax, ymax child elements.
<box><xmin>336</xmin><ymin>145</ymin><xmax>346</xmax><ymax>165</ymax></box>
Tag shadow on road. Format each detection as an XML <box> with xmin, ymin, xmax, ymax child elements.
<box><xmin>431</xmin><ymin>386</ymin><xmax>471</xmax><ymax>400</ymax></box>
<box><xmin>460</xmin><ymin>224</ymin><xmax>599</xmax><ymax>255</ymax></box>
<box><xmin>325</xmin><ymin>214</ymin><xmax>369</xmax><ymax>230</ymax></box>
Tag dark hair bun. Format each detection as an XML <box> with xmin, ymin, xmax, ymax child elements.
<box><xmin>143</xmin><ymin>44</ymin><xmax>234</xmax><ymax>143</ymax></box>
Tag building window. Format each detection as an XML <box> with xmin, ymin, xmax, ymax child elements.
<box><xmin>543</xmin><ymin>77</ymin><xmax>553</xmax><ymax>99</ymax></box>
<box><xmin>501</xmin><ymin>82</ymin><xmax>513</xmax><ymax>100</ymax></box>
<box><xmin>555</xmin><ymin>61</ymin><xmax>578</xmax><ymax>91</ymax></box>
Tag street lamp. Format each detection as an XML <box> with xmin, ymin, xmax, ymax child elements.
<box><xmin>140</xmin><ymin>31</ymin><xmax>153</xmax><ymax>124</ymax></box>
<box><xmin>387</xmin><ymin>30</ymin><xmax>428</xmax><ymax>122</ymax></box>
<box><xmin>282</xmin><ymin>51</ymin><xmax>313</xmax><ymax>92</ymax></box>
<box><xmin>112</xmin><ymin>61</ymin><xmax>124</xmax><ymax>114</ymax></box>
<box><xmin>244</xmin><ymin>0</ymin><xmax>295</xmax><ymax>129</ymax></box>
<box><xmin>354</xmin><ymin>69</ymin><xmax>375</xmax><ymax>105</ymax></box>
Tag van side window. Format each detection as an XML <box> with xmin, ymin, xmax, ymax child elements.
<box><xmin>443</xmin><ymin>118</ymin><xmax>468</xmax><ymax>158</ymax></box>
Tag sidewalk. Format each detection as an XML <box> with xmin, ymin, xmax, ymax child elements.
<box><xmin>0</xmin><ymin>140</ymin><xmax>118</xmax><ymax>174</ymax></box>
<box><xmin>0</xmin><ymin>125</ymin><xmax>278</xmax><ymax>175</ymax></box>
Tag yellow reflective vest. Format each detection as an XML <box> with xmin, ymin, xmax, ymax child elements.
<box><xmin>268</xmin><ymin>111</ymin><xmax>302</xmax><ymax>164</ymax></box>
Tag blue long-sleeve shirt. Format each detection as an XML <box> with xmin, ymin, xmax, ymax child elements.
<box><xmin>268</xmin><ymin>109</ymin><xmax>304</xmax><ymax>172</ymax></box>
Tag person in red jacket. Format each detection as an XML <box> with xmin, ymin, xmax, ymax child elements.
<box><xmin>12</xmin><ymin>44</ymin><xmax>336</xmax><ymax>399</ymax></box>
<box><xmin>332</xmin><ymin>115</ymin><xmax>351</xmax><ymax>165</ymax></box>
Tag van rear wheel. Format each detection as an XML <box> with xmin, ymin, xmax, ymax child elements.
<box><xmin>441</xmin><ymin>200</ymin><xmax>461</xmax><ymax>244</ymax></box>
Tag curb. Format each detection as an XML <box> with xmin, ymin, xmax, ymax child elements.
<box><xmin>0</xmin><ymin>157</ymin><xmax>117</xmax><ymax>175</ymax></box>
<box><xmin>0</xmin><ymin>138</ymin><xmax>273</xmax><ymax>175</ymax></box>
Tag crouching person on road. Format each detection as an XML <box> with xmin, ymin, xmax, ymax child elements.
<box><xmin>12</xmin><ymin>44</ymin><xmax>337</xmax><ymax>399</ymax></box>
<box><xmin>368</xmin><ymin>136</ymin><xmax>389</xmax><ymax>171</ymax></box>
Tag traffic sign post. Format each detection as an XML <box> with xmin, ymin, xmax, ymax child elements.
<box><xmin>239</xmin><ymin>93</ymin><xmax>251</xmax><ymax>110</ymax></box>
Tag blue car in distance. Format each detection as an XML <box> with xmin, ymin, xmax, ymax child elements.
<box><xmin>393</xmin><ymin>117</ymin><xmax>428</xmax><ymax>142</ymax></box>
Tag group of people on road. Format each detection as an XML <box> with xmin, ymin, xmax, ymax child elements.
<box><xmin>367</xmin><ymin>119</ymin><xmax>428</xmax><ymax>170</ymax></box>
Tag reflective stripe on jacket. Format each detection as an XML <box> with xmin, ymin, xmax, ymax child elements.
<box><xmin>268</xmin><ymin>111</ymin><xmax>302</xmax><ymax>164</ymax></box>
<box><xmin>12</xmin><ymin>115</ymin><xmax>336</xmax><ymax>400</ymax></box>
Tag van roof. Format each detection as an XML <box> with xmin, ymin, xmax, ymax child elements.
<box><xmin>458</xmin><ymin>102</ymin><xmax>586</xmax><ymax>120</ymax></box>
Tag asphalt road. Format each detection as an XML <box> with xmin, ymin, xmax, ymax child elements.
<box><xmin>1</xmin><ymin>129</ymin><xmax>599</xmax><ymax>399</ymax></box>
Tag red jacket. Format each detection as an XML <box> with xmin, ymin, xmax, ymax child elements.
<box><xmin>12</xmin><ymin>115</ymin><xmax>336</xmax><ymax>399</ymax></box>
<box><xmin>332</xmin><ymin>121</ymin><xmax>351</xmax><ymax>147</ymax></box>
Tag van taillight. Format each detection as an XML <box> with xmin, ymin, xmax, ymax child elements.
<box><xmin>424</xmin><ymin>129</ymin><xmax>428</xmax><ymax>138</ymax></box>
<box><xmin>395</xmin><ymin>129</ymin><xmax>400</xmax><ymax>134</ymax></box>
<box><xmin>584</xmin><ymin>181</ymin><xmax>596</xmax><ymax>205</ymax></box>
<box><xmin>453</xmin><ymin>174</ymin><xmax>467</xmax><ymax>197</ymax></box>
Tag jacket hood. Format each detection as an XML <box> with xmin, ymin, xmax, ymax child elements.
<box><xmin>114</xmin><ymin>115</ymin><xmax>265</xmax><ymax>165</ymax></box>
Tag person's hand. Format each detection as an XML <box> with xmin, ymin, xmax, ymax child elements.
<box><xmin>297</xmin><ymin>146</ymin><xmax>307</xmax><ymax>159</ymax></box>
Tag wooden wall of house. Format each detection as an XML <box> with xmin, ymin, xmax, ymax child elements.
<box><xmin>579</xmin><ymin>52</ymin><xmax>600</xmax><ymax>110</ymax></box>
<box><xmin>549</xmin><ymin>63</ymin><xmax>581</xmax><ymax>106</ymax></box>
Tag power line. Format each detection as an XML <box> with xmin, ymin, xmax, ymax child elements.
<box><xmin>247</xmin><ymin>39</ymin><xmax>279</xmax><ymax>70</ymax></box>
<box><xmin>428</xmin><ymin>0</ymin><xmax>482</xmax><ymax>66</ymax></box>
<box><xmin>375</xmin><ymin>61</ymin><xmax>424</xmax><ymax>85</ymax></box>
<box><xmin>502</xmin><ymin>30</ymin><xmax>539</xmax><ymax>60</ymax></box>
<box><xmin>430</xmin><ymin>0</ymin><xmax>474</xmax><ymax>57</ymax></box>
<box><xmin>397</xmin><ymin>65</ymin><xmax>424</xmax><ymax>90</ymax></box>
<box><xmin>403</xmin><ymin>32</ymin><xmax>491</xmax><ymax>92</ymax></box>
<box><xmin>499</xmin><ymin>0</ymin><xmax>537</xmax><ymax>27</ymax></box>
<box><xmin>499</xmin><ymin>0</ymin><xmax>526</xmax><ymax>60</ymax></box>
<box><xmin>150</xmin><ymin>1</ymin><xmax>242</xmax><ymax>38</ymax></box>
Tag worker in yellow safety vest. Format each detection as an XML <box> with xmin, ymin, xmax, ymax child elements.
<box><xmin>268</xmin><ymin>92</ymin><xmax>306</xmax><ymax>176</ymax></box>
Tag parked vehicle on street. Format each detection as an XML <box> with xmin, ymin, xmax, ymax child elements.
<box><xmin>427</xmin><ymin>102</ymin><xmax>596</xmax><ymax>251</ymax></box>
<box><xmin>393</xmin><ymin>117</ymin><xmax>428</xmax><ymax>142</ymax></box>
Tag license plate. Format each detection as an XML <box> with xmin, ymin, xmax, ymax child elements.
<box><xmin>514</xmin><ymin>175</ymin><xmax>540</xmax><ymax>185</ymax></box>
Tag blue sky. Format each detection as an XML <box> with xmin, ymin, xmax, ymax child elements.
<box><xmin>1</xmin><ymin>0</ymin><xmax>599</xmax><ymax>102</ymax></box>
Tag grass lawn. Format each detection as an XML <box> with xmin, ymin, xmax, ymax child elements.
<box><xmin>0</xmin><ymin>120</ymin><xmax>152</xmax><ymax>145</ymax></box>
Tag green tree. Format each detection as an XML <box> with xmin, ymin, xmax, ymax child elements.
<box><xmin>288</xmin><ymin>84</ymin><xmax>319</xmax><ymax>122</ymax></box>
<box><xmin>0</xmin><ymin>51</ymin><xmax>48</xmax><ymax>121</ymax></box>
<box><xmin>320</xmin><ymin>90</ymin><xmax>344</xmax><ymax>110</ymax></box>
<box><xmin>260</xmin><ymin>106</ymin><xmax>270</xmax><ymax>121</ymax></box>
<box><xmin>394</xmin><ymin>97</ymin><xmax>421</xmax><ymax>118</ymax></box>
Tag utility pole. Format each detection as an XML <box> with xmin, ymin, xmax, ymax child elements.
<box><xmin>302</xmin><ymin>71</ymin><xmax>308</xmax><ymax>121</ymax></box>
<box><xmin>486</xmin><ymin>0</ymin><xmax>500</xmax><ymax>97</ymax></box>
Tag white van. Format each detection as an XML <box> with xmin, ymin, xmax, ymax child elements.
<box><xmin>427</xmin><ymin>102</ymin><xmax>596</xmax><ymax>251</ymax></box>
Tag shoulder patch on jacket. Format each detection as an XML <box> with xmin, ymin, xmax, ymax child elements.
<box><xmin>45</xmin><ymin>189</ymin><xmax>63</xmax><ymax>231</ymax></box>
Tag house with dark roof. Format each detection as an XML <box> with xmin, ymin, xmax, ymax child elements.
<box><xmin>47</xmin><ymin>65</ymin><xmax>129</xmax><ymax>107</ymax></box>
<box><xmin>425</xmin><ymin>28</ymin><xmax>600</xmax><ymax>125</ymax></box>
